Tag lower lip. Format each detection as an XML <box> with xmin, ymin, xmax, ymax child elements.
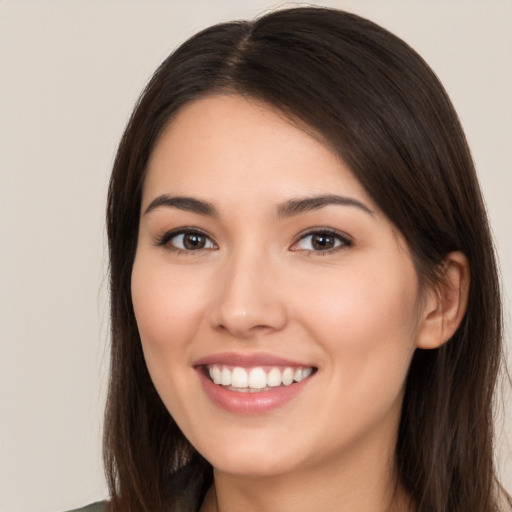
<box><xmin>196</xmin><ymin>369</ymin><xmax>313</xmax><ymax>414</ymax></box>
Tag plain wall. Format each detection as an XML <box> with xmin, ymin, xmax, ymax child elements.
<box><xmin>1</xmin><ymin>1</ymin><xmax>511</xmax><ymax>511</ymax></box>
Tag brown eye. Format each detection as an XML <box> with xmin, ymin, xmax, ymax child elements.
<box><xmin>292</xmin><ymin>230</ymin><xmax>352</xmax><ymax>253</ymax></box>
<box><xmin>165</xmin><ymin>231</ymin><xmax>215</xmax><ymax>251</ymax></box>
<box><xmin>183</xmin><ymin>232</ymin><xmax>207</xmax><ymax>249</ymax></box>
<box><xmin>311</xmin><ymin>233</ymin><xmax>336</xmax><ymax>250</ymax></box>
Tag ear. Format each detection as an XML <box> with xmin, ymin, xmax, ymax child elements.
<box><xmin>416</xmin><ymin>251</ymin><xmax>470</xmax><ymax>350</ymax></box>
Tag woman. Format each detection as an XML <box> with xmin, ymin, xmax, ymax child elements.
<box><xmin>73</xmin><ymin>7</ymin><xmax>510</xmax><ymax>512</ymax></box>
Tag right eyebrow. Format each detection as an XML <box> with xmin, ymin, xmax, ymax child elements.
<box><xmin>144</xmin><ymin>195</ymin><xmax>218</xmax><ymax>217</ymax></box>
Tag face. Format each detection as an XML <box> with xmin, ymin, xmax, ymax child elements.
<box><xmin>131</xmin><ymin>94</ymin><xmax>429</xmax><ymax>478</ymax></box>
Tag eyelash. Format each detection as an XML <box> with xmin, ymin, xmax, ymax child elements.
<box><xmin>155</xmin><ymin>227</ymin><xmax>353</xmax><ymax>255</ymax></box>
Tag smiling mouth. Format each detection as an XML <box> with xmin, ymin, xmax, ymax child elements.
<box><xmin>204</xmin><ymin>364</ymin><xmax>316</xmax><ymax>393</ymax></box>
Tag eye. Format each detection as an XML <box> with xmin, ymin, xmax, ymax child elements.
<box><xmin>157</xmin><ymin>229</ymin><xmax>216</xmax><ymax>251</ymax></box>
<box><xmin>291</xmin><ymin>229</ymin><xmax>352</xmax><ymax>253</ymax></box>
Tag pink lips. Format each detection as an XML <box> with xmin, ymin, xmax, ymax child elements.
<box><xmin>194</xmin><ymin>352</ymin><xmax>311</xmax><ymax>368</ymax></box>
<box><xmin>194</xmin><ymin>352</ymin><xmax>315</xmax><ymax>415</ymax></box>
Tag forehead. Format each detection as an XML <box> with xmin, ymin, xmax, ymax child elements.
<box><xmin>143</xmin><ymin>94</ymin><xmax>375</xmax><ymax>211</ymax></box>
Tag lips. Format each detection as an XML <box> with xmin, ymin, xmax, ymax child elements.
<box><xmin>194</xmin><ymin>352</ymin><xmax>316</xmax><ymax>413</ymax></box>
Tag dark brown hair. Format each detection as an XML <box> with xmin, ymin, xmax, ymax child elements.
<box><xmin>105</xmin><ymin>7</ymin><xmax>510</xmax><ymax>511</ymax></box>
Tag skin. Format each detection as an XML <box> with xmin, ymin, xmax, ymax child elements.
<box><xmin>131</xmin><ymin>94</ymin><xmax>469</xmax><ymax>512</ymax></box>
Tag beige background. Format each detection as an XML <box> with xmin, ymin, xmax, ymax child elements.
<box><xmin>1</xmin><ymin>1</ymin><xmax>511</xmax><ymax>511</ymax></box>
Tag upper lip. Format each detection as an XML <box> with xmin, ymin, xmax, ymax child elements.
<box><xmin>193</xmin><ymin>352</ymin><xmax>314</xmax><ymax>368</ymax></box>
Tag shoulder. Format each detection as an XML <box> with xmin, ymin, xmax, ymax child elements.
<box><xmin>63</xmin><ymin>501</ymin><xmax>108</xmax><ymax>512</ymax></box>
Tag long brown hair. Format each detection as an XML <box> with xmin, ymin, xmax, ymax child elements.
<box><xmin>105</xmin><ymin>7</ymin><xmax>510</xmax><ymax>511</ymax></box>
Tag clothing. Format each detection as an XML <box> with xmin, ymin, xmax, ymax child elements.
<box><xmin>64</xmin><ymin>501</ymin><xmax>108</xmax><ymax>512</ymax></box>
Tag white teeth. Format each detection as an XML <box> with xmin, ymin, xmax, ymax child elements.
<box><xmin>220</xmin><ymin>366</ymin><xmax>232</xmax><ymax>386</ymax></box>
<box><xmin>282</xmin><ymin>367</ymin><xmax>294</xmax><ymax>385</ymax></box>
<box><xmin>207</xmin><ymin>364</ymin><xmax>314</xmax><ymax>390</ymax></box>
<box><xmin>231</xmin><ymin>367</ymin><xmax>248</xmax><ymax>388</ymax></box>
<box><xmin>267</xmin><ymin>367</ymin><xmax>282</xmax><ymax>387</ymax></box>
<box><xmin>248</xmin><ymin>367</ymin><xmax>267</xmax><ymax>389</ymax></box>
<box><xmin>302</xmin><ymin>367</ymin><xmax>313</xmax><ymax>379</ymax></box>
<box><xmin>210</xmin><ymin>365</ymin><xmax>221</xmax><ymax>384</ymax></box>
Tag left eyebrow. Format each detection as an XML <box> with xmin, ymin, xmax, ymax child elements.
<box><xmin>277</xmin><ymin>195</ymin><xmax>374</xmax><ymax>218</ymax></box>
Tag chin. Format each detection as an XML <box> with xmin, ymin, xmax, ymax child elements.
<box><xmin>195</xmin><ymin>435</ymin><xmax>306</xmax><ymax>478</ymax></box>
<box><xmin>210</xmin><ymin>454</ymin><xmax>299</xmax><ymax>478</ymax></box>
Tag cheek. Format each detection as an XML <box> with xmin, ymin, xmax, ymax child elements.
<box><xmin>301</xmin><ymin>257</ymin><xmax>419</xmax><ymax>328</ymax></box>
<box><xmin>297</xmin><ymin>262</ymin><xmax>420</xmax><ymax>396</ymax></box>
<box><xmin>130</xmin><ymin>255</ymin><xmax>213</xmax><ymax>422</ymax></box>
<box><xmin>130</xmin><ymin>254</ymin><xmax>210</xmax><ymax>385</ymax></box>
<box><xmin>132</xmin><ymin>256</ymin><xmax>202</xmax><ymax>344</ymax></box>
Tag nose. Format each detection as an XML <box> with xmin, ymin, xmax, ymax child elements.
<box><xmin>208</xmin><ymin>248</ymin><xmax>288</xmax><ymax>339</ymax></box>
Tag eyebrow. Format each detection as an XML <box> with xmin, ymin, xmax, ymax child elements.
<box><xmin>277</xmin><ymin>195</ymin><xmax>374</xmax><ymax>217</ymax></box>
<box><xmin>144</xmin><ymin>195</ymin><xmax>218</xmax><ymax>216</ymax></box>
<box><xmin>144</xmin><ymin>193</ymin><xmax>374</xmax><ymax>218</ymax></box>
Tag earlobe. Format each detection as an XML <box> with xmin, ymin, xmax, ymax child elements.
<box><xmin>416</xmin><ymin>251</ymin><xmax>470</xmax><ymax>350</ymax></box>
